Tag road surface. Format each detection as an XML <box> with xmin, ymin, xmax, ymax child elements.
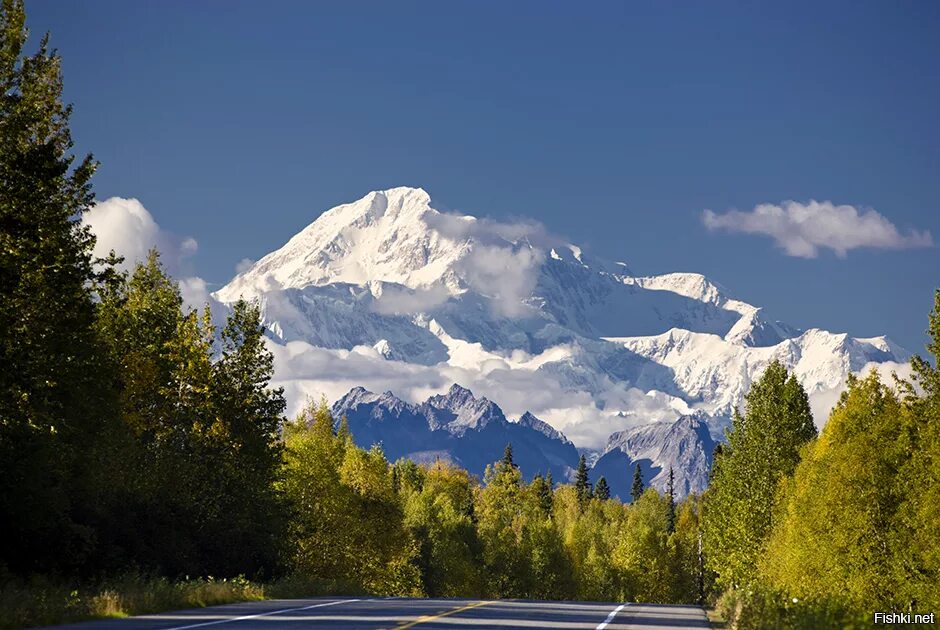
<box><xmin>40</xmin><ymin>597</ymin><xmax>711</xmax><ymax>630</ymax></box>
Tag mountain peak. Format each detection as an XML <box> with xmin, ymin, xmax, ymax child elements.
<box><xmin>214</xmin><ymin>185</ymin><xmax>476</xmax><ymax>302</ymax></box>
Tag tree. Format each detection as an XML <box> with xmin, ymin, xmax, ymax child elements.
<box><xmin>631</xmin><ymin>464</ymin><xmax>644</xmax><ymax>503</ymax></box>
<box><xmin>532</xmin><ymin>473</ymin><xmax>554</xmax><ymax>515</ymax></box>
<box><xmin>502</xmin><ymin>442</ymin><xmax>515</xmax><ymax>469</ymax></box>
<box><xmin>204</xmin><ymin>299</ymin><xmax>288</xmax><ymax>576</ymax></box>
<box><xmin>703</xmin><ymin>360</ymin><xmax>816</xmax><ymax>589</ymax></box>
<box><xmin>575</xmin><ymin>454</ymin><xmax>592</xmax><ymax>504</ymax></box>
<box><xmin>666</xmin><ymin>467</ymin><xmax>676</xmax><ymax>534</ymax></box>
<box><xmin>0</xmin><ymin>0</ymin><xmax>122</xmax><ymax>575</ymax></box>
<box><xmin>402</xmin><ymin>461</ymin><xmax>483</xmax><ymax>597</ymax></box>
<box><xmin>594</xmin><ymin>476</ymin><xmax>611</xmax><ymax>501</ymax></box>
<box><xmin>760</xmin><ymin>371</ymin><xmax>912</xmax><ymax>610</ymax></box>
<box><xmin>282</xmin><ymin>401</ymin><xmax>422</xmax><ymax>595</ymax></box>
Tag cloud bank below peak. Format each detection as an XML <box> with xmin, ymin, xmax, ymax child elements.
<box><xmin>702</xmin><ymin>200</ymin><xmax>932</xmax><ymax>258</ymax></box>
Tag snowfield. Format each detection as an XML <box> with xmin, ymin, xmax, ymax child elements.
<box><xmin>213</xmin><ymin>187</ymin><xmax>910</xmax><ymax>496</ymax></box>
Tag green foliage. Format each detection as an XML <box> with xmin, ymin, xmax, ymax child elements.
<box><xmin>666</xmin><ymin>467</ymin><xmax>676</xmax><ymax>534</ymax></box>
<box><xmin>703</xmin><ymin>360</ymin><xmax>816</xmax><ymax>589</ymax></box>
<box><xmin>574</xmin><ymin>454</ymin><xmax>592</xmax><ymax>504</ymax></box>
<box><xmin>705</xmin><ymin>294</ymin><xmax>940</xmax><ymax>625</ymax></box>
<box><xmin>0</xmin><ymin>574</ymin><xmax>271</xmax><ymax>630</ymax></box>
<box><xmin>281</xmin><ymin>401</ymin><xmax>423</xmax><ymax>596</ymax></box>
<box><xmin>401</xmin><ymin>461</ymin><xmax>483</xmax><ymax>596</ymax></box>
<box><xmin>715</xmin><ymin>585</ymin><xmax>871</xmax><ymax>630</ymax></box>
<box><xmin>501</xmin><ymin>442</ymin><xmax>515</xmax><ymax>468</ymax></box>
<box><xmin>0</xmin><ymin>0</ymin><xmax>125</xmax><ymax>575</ymax></box>
<box><xmin>594</xmin><ymin>476</ymin><xmax>611</xmax><ymax>501</ymax></box>
<box><xmin>759</xmin><ymin>372</ymin><xmax>910</xmax><ymax>609</ymax></box>
<box><xmin>631</xmin><ymin>463</ymin><xmax>644</xmax><ymax>503</ymax></box>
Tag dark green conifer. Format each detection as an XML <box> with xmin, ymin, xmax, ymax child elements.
<box><xmin>0</xmin><ymin>0</ymin><xmax>122</xmax><ymax>574</ymax></box>
<box><xmin>594</xmin><ymin>476</ymin><xmax>611</xmax><ymax>500</ymax></box>
<box><xmin>533</xmin><ymin>473</ymin><xmax>554</xmax><ymax>515</ymax></box>
<box><xmin>575</xmin><ymin>454</ymin><xmax>592</xmax><ymax>503</ymax></box>
<box><xmin>631</xmin><ymin>463</ymin><xmax>644</xmax><ymax>503</ymax></box>
<box><xmin>666</xmin><ymin>466</ymin><xmax>676</xmax><ymax>533</ymax></box>
<box><xmin>502</xmin><ymin>442</ymin><xmax>516</xmax><ymax>470</ymax></box>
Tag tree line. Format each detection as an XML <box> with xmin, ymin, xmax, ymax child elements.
<box><xmin>702</xmin><ymin>297</ymin><xmax>940</xmax><ymax>626</ymax></box>
<box><xmin>0</xmin><ymin>0</ymin><xmax>700</xmax><ymax>601</ymax></box>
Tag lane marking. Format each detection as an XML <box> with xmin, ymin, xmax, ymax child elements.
<box><xmin>595</xmin><ymin>603</ymin><xmax>626</xmax><ymax>630</ymax></box>
<box><xmin>164</xmin><ymin>598</ymin><xmax>360</xmax><ymax>630</ymax></box>
<box><xmin>394</xmin><ymin>600</ymin><xmax>491</xmax><ymax>629</ymax></box>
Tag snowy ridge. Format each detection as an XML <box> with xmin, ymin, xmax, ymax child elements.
<box><xmin>213</xmin><ymin>187</ymin><xmax>911</xmax><ymax>492</ymax></box>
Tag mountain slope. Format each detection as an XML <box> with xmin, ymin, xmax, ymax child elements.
<box><xmin>213</xmin><ymin>186</ymin><xmax>910</xmax><ymax>492</ymax></box>
<box><xmin>332</xmin><ymin>384</ymin><xmax>580</xmax><ymax>482</ymax></box>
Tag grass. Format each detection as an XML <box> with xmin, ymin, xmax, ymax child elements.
<box><xmin>705</xmin><ymin>607</ymin><xmax>727</xmax><ymax>628</ymax></box>
<box><xmin>0</xmin><ymin>572</ymin><xmax>373</xmax><ymax>630</ymax></box>
<box><xmin>0</xmin><ymin>574</ymin><xmax>267</xmax><ymax>630</ymax></box>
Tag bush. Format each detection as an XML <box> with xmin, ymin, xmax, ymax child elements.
<box><xmin>715</xmin><ymin>587</ymin><xmax>872</xmax><ymax>630</ymax></box>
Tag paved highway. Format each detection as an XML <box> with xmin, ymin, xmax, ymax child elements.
<box><xmin>41</xmin><ymin>597</ymin><xmax>711</xmax><ymax>630</ymax></box>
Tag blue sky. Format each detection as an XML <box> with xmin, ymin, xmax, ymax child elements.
<box><xmin>28</xmin><ymin>1</ymin><xmax>940</xmax><ymax>353</ymax></box>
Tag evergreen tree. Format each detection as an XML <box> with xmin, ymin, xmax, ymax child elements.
<box><xmin>631</xmin><ymin>463</ymin><xmax>644</xmax><ymax>503</ymax></box>
<box><xmin>533</xmin><ymin>473</ymin><xmax>554</xmax><ymax>515</ymax></box>
<box><xmin>575</xmin><ymin>454</ymin><xmax>592</xmax><ymax>503</ymax></box>
<box><xmin>206</xmin><ymin>298</ymin><xmax>288</xmax><ymax>576</ymax></box>
<box><xmin>502</xmin><ymin>442</ymin><xmax>515</xmax><ymax>469</ymax></box>
<box><xmin>594</xmin><ymin>476</ymin><xmax>611</xmax><ymax>500</ymax></box>
<box><xmin>703</xmin><ymin>359</ymin><xmax>816</xmax><ymax>589</ymax></box>
<box><xmin>666</xmin><ymin>467</ymin><xmax>676</xmax><ymax>534</ymax></box>
<box><xmin>0</xmin><ymin>0</ymin><xmax>122</xmax><ymax>575</ymax></box>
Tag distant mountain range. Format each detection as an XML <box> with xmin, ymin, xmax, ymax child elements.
<box><xmin>214</xmin><ymin>187</ymin><xmax>909</xmax><ymax>496</ymax></box>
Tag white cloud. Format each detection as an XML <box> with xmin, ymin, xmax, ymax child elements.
<box><xmin>702</xmin><ymin>200</ymin><xmax>932</xmax><ymax>258</ymax></box>
<box><xmin>83</xmin><ymin>197</ymin><xmax>199</xmax><ymax>274</ymax></box>
<box><xmin>423</xmin><ymin>212</ymin><xmax>561</xmax><ymax>318</ymax></box>
<box><xmin>235</xmin><ymin>258</ymin><xmax>255</xmax><ymax>274</ymax></box>
<box><xmin>266</xmin><ymin>337</ymin><xmax>678</xmax><ymax>449</ymax></box>
<box><xmin>458</xmin><ymin>245</ymin><xmax>545</xmax><ymax>318</ymax></box>
<box><xmin>370</xmin><ymin>283</ymin><xmax>452</xmax><ymax>315</ymax></box>
<box><xmin>82</xmin><ymin>197</ymin><xmax>224</xmax><ymax>318</ymax></box>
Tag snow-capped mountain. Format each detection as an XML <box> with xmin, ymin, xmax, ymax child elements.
<box><xmin>214</xmin><ymin>186</ymin><xmax>910</xmax><ymax>492</ymax></box>
<box><xmin>332</xmin><ymin>384</ymin><xmax>579</xmax><ymax>482</ymax></box>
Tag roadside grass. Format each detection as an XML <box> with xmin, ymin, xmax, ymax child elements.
<box><xmin>0</xmin><ymin>572</ymin><xmax>373</xmax><ymax>630</ymax></box>
<box><xmin>0</xmin><ymin>574</ymin><xmax>266</xmax><ymax>630</ymax></box>
<box><xmin>705</xmin><ymin>606</ymin><xmax>726</xmax><ymax>628</ymax></box>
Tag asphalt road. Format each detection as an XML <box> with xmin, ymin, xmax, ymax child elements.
<box><xmin>40</xmin><ymin>597</ymin><xmax>711</xmax><ymax>630</ymax></box>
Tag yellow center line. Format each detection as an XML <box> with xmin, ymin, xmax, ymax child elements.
<box><xmin>394</xmin><ymin>600</ymin><xmax>492</xmax><ymax>629</ymax></box>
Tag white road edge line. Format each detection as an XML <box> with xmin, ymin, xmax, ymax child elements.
<box><xmin>164</xmin><ymin>598</ymin><xmax>361</xmax><ymax>630</ymax></box>
<box><xmin>595</xmin><ymin>603</ymin><xmax>626</xmax><ymax>630</ymax></box>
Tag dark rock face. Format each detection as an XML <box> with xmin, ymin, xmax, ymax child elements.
<box><xmin>331</xmin><ymin>384</ymin><xmax>580</xmax><ymax>482</ymax></box>
<box><xmin>592</xmin><ymin>413</ymin><xmax>717</xmax><ymax>501</ymax></box>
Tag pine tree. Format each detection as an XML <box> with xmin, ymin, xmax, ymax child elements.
<box><xmin>575</xmin><ymin>454</ymin><xmax>592</xmax><ymax>503</ymax></box>
<box><xmin>207</xmin><ymin>298</ymin><xmax>288</xmax><ymax>576</ymax></box>
<box><xmin>594</xmin><ymin>476</ymin><xmax>611</xmax><ymax>500</ymax></box>
<box><xmin>0</xmin><ymin>0</ymin><xmax>121</xmax><ymax>574</ymax></box>
<box><xmin>631</xmin><ymin>463</ymin><xmax>644</xmax><ymax>503</ymax></box>
<box><xmin>533</xmin><ymin>473</ymin><xmax>554</xmax><ymax>515</ymax></box>
<box><xmin>502</xmin><ymin>442</ymin><xmax>515</xmax><ymax>470</ymax></box>
<box><xmin>666</xmin><ymin>467</ymin><xmax>676</xmax><ymax>534</ymax></box>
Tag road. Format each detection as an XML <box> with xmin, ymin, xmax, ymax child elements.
<box><xmin>40</xmin><ymin>597</ymin><xmax>711</xmax><ymax>630</ymax></box>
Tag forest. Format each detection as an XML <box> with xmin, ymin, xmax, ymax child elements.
<box><xmin>1</xmin><ymin>1</ymin><xmax>938</xmax><ymax>627</ymax></box>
